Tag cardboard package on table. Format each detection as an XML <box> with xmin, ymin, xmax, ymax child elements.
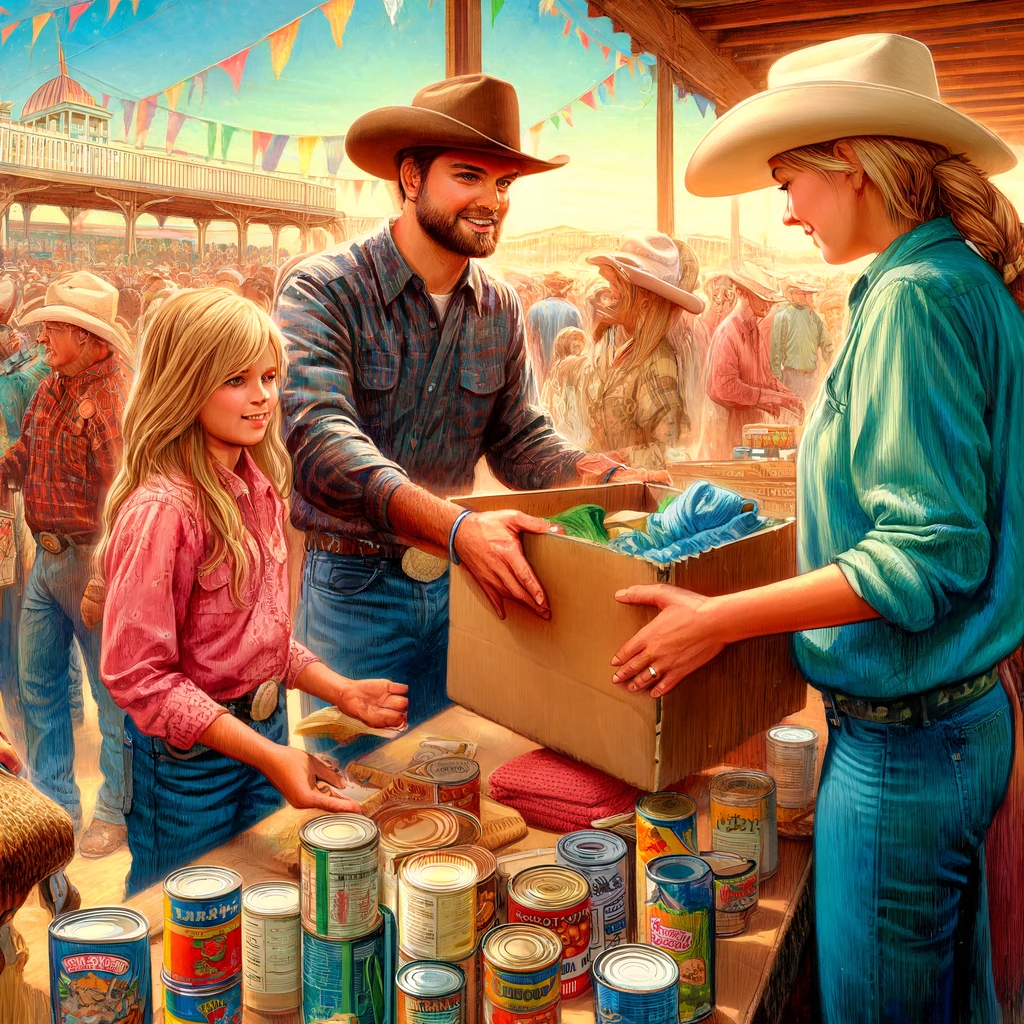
<box><xmin>447</xmin><ymin>482</ymin><xmax>806</xmax><ymax>792</ymax></box>
<box><xmin>667</xmin><ymin>460</ymin><xmax>797</xmax><ymax>519</ymax></box>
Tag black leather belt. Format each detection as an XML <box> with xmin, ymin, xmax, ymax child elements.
<box><xmin>220</xmin><ymin>680</ymin><xmax>281</xmax><ymax>723</ymax></box>
<box><xmin>305</xmin><ymin>531</ymin><xmax>406</xmax><ymax>560</ymax></box>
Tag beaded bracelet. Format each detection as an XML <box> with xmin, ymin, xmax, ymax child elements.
<box><xmin>449</xmin><ymin>509</ymin><xmax>473</xmax><ymax>566</ymax></box>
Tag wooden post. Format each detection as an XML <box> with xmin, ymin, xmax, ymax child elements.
<box><xmin>21</xmin><ymin>202</ymin><xmax>35</xmax><ymax>239</ymax></box>
<box><xmin>269</xmin><ymin>223</ymin><xmax>282</xmax><ymax>265</ymax></box>
<box><xmin>446</xmin><ymin>0</ymin><xmax>481</xmax><ymax>78</ymax></box>
<box><xmin>656</xmin><ymin>62</ymin><xmax>675</xmax><ymax>238</ymax></box>
<box><xmin>730</xmin><ymin>196</ymin><xmax>741</xmax><ymax>270</ymax></box>
<box><xmin>194</xmin><ymin>218</ymin><xmax>210</xmax><ymax>262</ymax></box>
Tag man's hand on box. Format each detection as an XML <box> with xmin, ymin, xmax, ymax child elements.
<box><xmin>454</xmin><ymin>510</ymin><xmax>555</xmax><ymax>622</ymax></box>
<box><xmin>609</xmin><ymin>585</ymin><xmax>725</xmax><ymax>698</ymax></box>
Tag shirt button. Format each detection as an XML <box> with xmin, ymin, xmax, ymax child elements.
<box><xmin>427</xmin><ymin>383</ymin><xmax>435</xmax><ymax>393</ymax></box>
<box><xmin>429</xmin><ymin>320</ymin><xmax>437</xmax><ymax>329</ymax></box>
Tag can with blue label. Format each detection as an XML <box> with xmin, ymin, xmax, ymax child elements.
<box><xmin>396</xmin><ymin>961</ymin><xmax>465</xmax><ymax>1023</ymax></box>
<box><xmin>50</xmin><ymin>907</ymin><xmax>152</xmax><ymax>1024</ymax></box>
<box><xmin>162</xmin><ymin>971</ymin><xmax>242</xmax><ymax>1024</ymax></box>
<box><xmin>556</xmin><ymin>830</ymin><xmax>629</xmax><ymax>959</ymax></box>
<box><xmin>301</xmin><ymin>905</ymin><xmax>396</xmax><ymax>1024</ymax></box>
<box><xmin>592</xmin><ymin>943</ymin><xmax>679</xmax><ymax>1024</ymax></box>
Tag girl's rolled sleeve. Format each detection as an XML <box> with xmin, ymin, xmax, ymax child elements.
<box><xmin>834</xmin><ymin>280</ymin><xmax>991</xmax><ymax>632</ymax></box>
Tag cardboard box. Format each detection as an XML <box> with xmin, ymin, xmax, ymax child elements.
<box><xmin>668</xmin><ymin>460</ymin><xmax>797</xmax><ymax>518</ymax></box>
<box><xmin>447</xmin><ymin>482</ymin><xmax>806</xmax><ymax>791</ymax></box>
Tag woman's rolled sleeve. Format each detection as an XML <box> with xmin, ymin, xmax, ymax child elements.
<box><xmin>835</xmin><ymin>279</ymin><xmax>990</xmax><ymax>632</ymax></box>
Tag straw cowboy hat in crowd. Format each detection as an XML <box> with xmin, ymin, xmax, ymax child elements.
<box><xmin>721</xmin><ymin>262</ymin><xmax>784</xmax><ymax>303</ymax></box>
<box><xmin>20</xmin><ymin>271</ymin><xmax>134</xmax><ymax>362</ymax></box>
<box><xmin>785</xmin><ymin>278</ymin><xmax>820</xmax><ymax>295</ymax></box>
<box><xmin>0</xmin><ymin>280</ymin><xmax>19</xmax><ymax>326</ymax></box>
<box><xmin>346</xmin><ymin>73</ymin><xmax>569</xmax><ymax>181</ymax></box>
<box><xmin>587</xmin><ymin>231</ymin><xmax>705</xmax><ymax>315</ymax></box>
<box><xmin>686</xmin><ymin>33</ymin><xmax>1017</xmax><ymax>197</ymax></box>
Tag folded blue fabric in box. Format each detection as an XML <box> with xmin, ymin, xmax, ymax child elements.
<box><xmin>608</xmin><ymin>480</ymin><xmax>765</xmax><ymax>564</ymax></box>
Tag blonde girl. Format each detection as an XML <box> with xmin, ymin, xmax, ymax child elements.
<box><xmin>98</xmin><ymin>288</ymin><xmax>407</xmax><ymax>894</ymax></box>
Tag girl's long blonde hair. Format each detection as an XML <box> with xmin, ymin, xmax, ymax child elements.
<box><xmin>772</xmin><ymin>135</ymin><xmax>1024</xmax><ymax>312</ymax></box>
<box><xmin>595</xmin><ymin>267</ymin><xmax>681</xmax><ymax>366</ymax></box>
<box><xmin>97</xmin><ymin>288</ymin><xmax>292</xmax><ymax>603</ymax></box>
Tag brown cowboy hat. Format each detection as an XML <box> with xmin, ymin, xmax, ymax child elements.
<box><xmin>346</xmin><ymin>74</ymin><xmax>569</xmax><ymax>181</ymax></box>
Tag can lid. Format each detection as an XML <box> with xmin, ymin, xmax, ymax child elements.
<box><xmin>300</xmin><ymin>813</ymin><xmax>379</xmax><ymax>852</ymax></box>
<box><xmin>710</xmin><ymin>770</ymin><xmax>776</xmax><ymax>802</ymax></box>
<box><xmin>698</xmin><ymin>851</ymin><xmax>758</xmax><ymax>880</ymax></box>
<box><xmin>557</xmin><ymin>829</ymin><xmax>628</xmax><ymax>867</ymax></box>
<box><xmin>509</xmin><ymin>865</ymin><xmax>589</xmax><ymax>910</ymax></box>
<box><xmin>396</xmin><ymin>961</ymin><xmax>466</xmax><ymax>998</ymax></box>
<box><xmin>161</xmin><ymin>969</ymin><xmax>239</xmax><ymax>998</ymax></box>
<box><xmin>164</xmin><ymin>866</ymin><xmax>242</xmax><ymax>901</ymax></box>
<box><xmin>378</xmin><ymin>806</ymin><xmax>461</xmax><ymax>852</ymax></box>
<box><xmin>49</xmin><ymin>907</ymin><xmax>149</xmax><ymax>943</ymax></box>
<box><xmin>593</xmin><ymin>944</ymin><xmax>679</xmax><ymax>992</ymax></box>
<box><xmin>450</xmin><ymin>844</ymin><xmax>497</xmax><ymax>881</ymax></box>
<box><xmin>645</xmin><ymin>854</ymin><xmax>712</xmax><ymax>886</ymax></box>
<box><xmin>636</xmin><ymin>791</ymin><xmax>697</xmax><ymax>823</ymax></box>
<box><xmin>412</xmin><ymin>757</ymin><xmax>481</xmax><ymax>785</ymax></box>
<box><xmin>400</xmin><ymin>850</ymin><xmax>478</xmax><ymax>893</ymax></box>
<box><xmin>449</xmin><ymin>806</ymin><xmax>483</xmax><ymax>846</ymax></box>
<box><xmin>767</xmin><ymin>725</ymin><xmax>818</xmax><ymax>746</ymax></box>
<box><xmin>483</xmin><ymin>924</ymin><xmax>562</xmax><ymax>971</ymax></box>
<box><xmin>242</xmin><ymin>881</ymin><xmax>300</xmax><ymax>917</ymax></box>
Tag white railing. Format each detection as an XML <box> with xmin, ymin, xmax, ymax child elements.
<box><xmin>0</xmin><ymin>122</ymin><xmax>337</xmax><ymax>215</ymax></box>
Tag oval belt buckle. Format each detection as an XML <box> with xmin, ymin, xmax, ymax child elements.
<box><xmin>401</xmin><ymin>547</ymin><xmax>448</xmax><ymax>583</ymax></box>
<box><xmin>250</xmin><ymin>679</ymin><xmax>280</xmax><ymax>722</ymax></box>
<box><xmin>39</xmin><ymin>533</ymin><xmax>61</xmax><ymax>554</ymax></box>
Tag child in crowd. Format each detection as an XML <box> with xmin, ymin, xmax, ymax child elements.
<box><xmin>97</xmin><ymin>288</ymin><xmax>407</xmax><ymax>893</ymax></box>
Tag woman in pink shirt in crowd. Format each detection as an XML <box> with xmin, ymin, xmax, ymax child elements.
<box><xmin>97</xmin><ymin>288</ymin><xmax>408</xmax><ymax>894</ymax></box>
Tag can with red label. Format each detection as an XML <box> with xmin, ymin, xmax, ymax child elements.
<box><xmin>482</xmin><ymin>924</ymin><xmax>562</xmax><ymax>1024</ymax></box>
<box><xmin>507</xmin><ymin>864</ymin><xmax>592</xmax><ymax>999</ymax></box>
<box><xmin>163</xmin><ymin>866</ymin><xmax>242</xmax><ymax>987</ymax></box>
<box><xmin>699</xmin><ymin>850</ymin><xmax>759</xmax><ymax>938</ymax></box>
<box><xmin>393</xmin><ymin>757</ymin><xmax>482</xmax><ymax>817</ymax></box>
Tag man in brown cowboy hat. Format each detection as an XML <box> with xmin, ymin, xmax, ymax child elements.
<box><xmin>275</xmin><ymin>73</ymin><xmax>668</xmax><ymax>763</ymax></box>
<box><xmin>0</xmin><ymin>271</ymin><xmax>132</xmax><ymax>858</ymax></box>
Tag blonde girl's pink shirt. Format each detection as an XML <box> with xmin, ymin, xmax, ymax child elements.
<box><xmin>100</xmin><ymin>450</ymin><xmax>318</xmax><ymax>749</ymax></box>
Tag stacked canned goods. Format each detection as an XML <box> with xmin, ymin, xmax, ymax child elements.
<box><xmin>556</xmin><ymin>830</ymin><xmax>629</xmax><ymax>959</ymax></box>
<box><xmin>393</xmin><ymin>756</ymin><xmax>483</xmax><ymax>816</ymax></box>
<box><xmin>482</xmin><ymin>923</ymin><xmax>563</xmax><ymax>1024</ymax></box>
<box><xmin>635</xmin><ymin>792</ymin><xmax>698</xmax><ymax>936</ymax></box>
<box><xmin>162</xmin><ymin>866</ymin><xmax>243</xmax><ymax>1024</ymax></box>
<box><xmin>592</xmin><ymin>943</ymin><xmax>679</xmax><ymax>1024</ymax></box>
<box><xmin>397</xmin><ymin>961</ymin><xmax>467</xmax><ymax>1022</ymax></box>
<box><xmin>699</xmin><ymin>851</ymin><xmax>759</xmax><ymax>938</ymax></box>
<box><xmin>710</xmin><ymin>770</ymin><xmax>779</xmax><ymax>879</ymax></box>
<box><xmin>767</xmin><ymin>725</ymin><xmax>820</xmax><ymax>837</ymax></box>
<box><xmin>241</xmin><ymin>881</ymin><xmax>301</xmax><ymax>1013</ymax></box>
<box><xmin>299</xmin><ymin>813</ymin><xmax>394</xmax><ymax>1024</ymax></box>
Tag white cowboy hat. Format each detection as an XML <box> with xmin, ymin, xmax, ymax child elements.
<box><xmin>20</xmin><ymin>271</ymin><xmax>135</xmax><ymax>362</ymax></box>
<box><xmin>686</xmin><ymin>34</ymin><xmax>1017</xmax><ymax>197</ymax></box>
<box><xmin>587</xmin><ymin>231</ymin><xmax>705</xmax><ymax>315</ymax></box>
<box><xmin>721</xmin><ymin>262</ymin><xmax>784</xmax><ymax>302</ymax></box>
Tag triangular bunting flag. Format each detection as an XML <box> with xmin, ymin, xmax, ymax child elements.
<box><xmin>381</xmin><ymin>0</ymin><xmax>404</xmax><ymax>25</ymax></box>
<box><xmin>577</xmin><ymin>27</ymin><xmax>588</xmax><ymax>49</ymax></box>
<box><xmin>491</xmin><ymin>0</ymin><xmax>504</xmax><ymax>26</ymax></box>
<box><xmin>370</xmin><ymin>180</ymin><xmax>380</xmax><ymax>196</ymax></box>
<box><xmin>220</xmin><ymin>124</ymin><xmax>236</xmax><ymax>160</ymax></box>
<box><xmin>615</xmin><ymin>52</ymin><xmax>626</xmax><ymax>70</ymax></box>
<box><xmin>551</xmin><ymin>115</ymin><xmax>560</xmax><ymax>129</ymax></box>
<box><xmin>262</xmin><ymin>134</ymin><xmax>289</xmax><ymax>172</ymax></box>
<box><xmin>580</xmin><ymin>90</ymin><xmax>597</xmax><ymax>111</ymax></box>
<box><xmin>1</xmin><ymin>22</ymin><xmax>20</xmax><ymax>45</ymax></box>
<box><xmin>217</xmin><ymin>48</ymin><xmax>250</xmax><ymax>93</ymax></box>
<box><xmin>135</xmin><ymin>95</ymin><xmax>157</xmax><ymax>147</ymax></box>
<box><xmin>252</xmin><ymin>130</ymin><xmax>271</xmax><ymax>164</ymax></box>
<box><xmin>562</xmin><ymin>106</ymin><xmax>573</xmax><ymax>128</ymax></box>
<box><xmin>597</xmin><ymin>84</ymin><xmax>607</xmax><ymax>105</ymax></box>
<box><xmin>68</xmin><ymin>2</ymin><xmax>93</xmax><ymax>31</ymax></box>
<box><xmin>165</xmin><ymin>81</ymin><xmax>183</xmax><ymax>110</ymax></box>
<box><xmin>206</xmin><ymin>120</ymin><xmax>217</xmax><ymax>161</ymax></box>
<box><xmin>603</xmin><ymin>73</ymin><xmax>616</xmax><ymax>97</ymax></box>
<box><xmin>131</xmin><ymin>0</ymin><xmax>139</xmax><ymax>12</ymax></box>
<box><xmin>188</xmin><ymin>71</ymin><xmax>207</xmax><ymax>107</ymax></box>
<box><xmin>693</xmin><ymin>93</ymin><xmax>710</xmax><ymax>117</ymax></box>
<box><xmin>352</xmin><ymin>179</ymin><xmax>365</xmax><ymax>202</ymax></box>
<box><xmin>165</xmin><ymin>110</ymin><xmax>186</xmax><ymax>153</ymax></box>
<box><xmin>31</xmin><ymin>11</ymin><xmax>51</xmax><ymax>45</ymax></box>
<box><xmin>107</xmin><ymin>0</ymin><xmax>120</xmax><ymax>20</ymax></box>
<box><xmin>322</xmin><ymin>134</ymin><xmax>346</xmax><ymax>175</ymax></box>
<box><xmin>562</xmin><ymin>17</ymin><xmax>570</xmax><ymax>36</ymax></box>
<box><xmin>101</xmin><ymin>93</ymin><xmax>111</xmax><ymax>108</ymax></box>
<box><xmin>268</xmin><ymin>19</ymin><xmax>300</xmax><ymax>79</ymax></box>
<box><xmin>528</xmin><ymin>123</ymin><xmax>544</xmax><ymax>157</ymax></box>
<box><xmin>120</xmin><ymin>98</ymin><xmax>136</xmax><ymax>137</ymax></box>
<box><xmin>601</xmin><ymin>44</ymin><xmax>610</xmax><ymax>61</ymax></box>
<box><xmin>320</xmin><ymin>0</ymin><xmax>355</xmax><ymax>47</ymax></box>
<box><xmin>297</xmin><ymin>135</ymin><xmax>318</xmax><ymax>177</ymax></box>
<box><xmin>626</xmin><ymin>56</ymin><xmax>637</xmax><ymax>77</ymax></box>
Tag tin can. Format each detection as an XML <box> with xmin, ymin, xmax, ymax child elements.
<box><xmin>49</xmin><ymin>907</ymin><xmax>153</xmax><ymax>1024</ymax></box>
<box><xmin>377</xmin><ymin>804</ymin><xmax>464</xmax><ymax>914</ymax></box>
<box><xmin>301</xmin><ymin>906</ymin><xmax>396</xmax><ymax>1024</ymax></box>
<box><xmin>592</xmin><ymin>943</ymin><xmax>679</xmax><ymax>1024</ymax></box>
<box><xmin>399</xmin><ymin>848</ymin><xmax>479</xmax><ymax>961</ymax></box>
<box><xmin>455</xmin><ymin>845</ymin><xmax>498</xmax><ymax>933</ymax></box>
<box><xmin>396</xmin><ymin>961</ymin><xmax>466</xmax><ymax>1023</ymax></box>
<box><xmin>710</xmin><ymin>770</ymin><xmax>778</xmax><ymax>879</ymax></box>
<box><xmin>699</xmin><ymin>851</ymin><xmax>759</xmax><ymax>938</ymax></box>
<box><xmin>241</xmin><ymin>881</ymin><xmax>300</xmax><ymax>1012</ymax></box>
<box><xmin>481</xmin><ymin>924</ymin><xmax>562</xmax><ymax>1024</ymax></box>
<box><xmin>766</xmin><ymin>725</ymin><xmax>819</xmax><ymax>808</ymax></box>
<box><xmin>300</xmin><ymin>813</ymin><xmax>381</xmax><ymax>940</ymax></box>
<box><xmin>163</xmin><ymin>972</ymin><xmax>242</xmax><ymax>1024</ymax></box>
<box><xmin>399</xmin><ymin>944</ymin><xmax>480</xmax><ymax>1024</ymax></box>
<box><xmin>732</xmin><ymin>446</ymin><xmax>752</xmax><ymax>460</ymax></box>
<box><xmin>635</xmin><ymin>792</ymin><xmax>697</xmax><ymax>937</ymax></box>
<box><xmin>394</xmin><ymin>757</ymin><xmax>482</xmax><ymax>817</ymax></box>
<box><xmin>507</xmin><ymin>865</ymin><xmax>592</xmax><ymax>999</ymax></box>
<box><xmin>495</xmin><ymin>848</ymin><xmax>557</xmax><ymax>926</ymax></box>
<box><xmin>556</xmin><ymin>831</ymin><xmax>629</xmax><ymax>959</ymax></box>
<box><xmin>450</xmin><ymin>805</ymin><xmax>484</xmax><ymax>847</ymax></box>
<box><xmin>644</xmin><ymin>855</ymin><xmax>715</xmax><ymax>1023</ymax></box>
<box><xmin>163</xmin><ymin>866</ymin><xmax>242</xmax><ymax>987</ymax></box>
<box><xmin>590</xmin><ymin>812</ymin><xmax>637</xmax><ymax>942</ymax></box>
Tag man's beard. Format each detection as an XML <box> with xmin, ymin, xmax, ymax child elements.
<box><xmin>415</xmin><ymin>185</ymin><xmax>503</xmax><ymax>258</ymax></box>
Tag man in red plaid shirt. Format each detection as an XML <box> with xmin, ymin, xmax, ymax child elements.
<box><xmin>0</xmin><ymin>272</ymin><xmax>132</xmax><ymax>859</ymax></box>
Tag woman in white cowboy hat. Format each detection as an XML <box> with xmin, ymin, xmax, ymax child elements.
<box><xmin>609</xmin><ymin>33</ymin><xmax>1024</xmax><ymax>1022</ymax></box>
<box><xmin>584</xmin><ymin>231</ymin><xmax>704</xmax><ymax>468</ymax></box>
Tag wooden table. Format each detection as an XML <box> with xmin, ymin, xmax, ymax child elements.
<box><xmin>3</xmin><ymin>690</ymin><xmax>824</xmax><ymax>1024</ymax></box>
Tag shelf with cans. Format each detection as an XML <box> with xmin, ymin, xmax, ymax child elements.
<box><xmin>45</xmin><ymin>723</ymin><xmax>820</xmax><ymax>1024</ymax></box>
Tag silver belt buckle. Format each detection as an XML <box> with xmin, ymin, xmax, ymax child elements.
<box><xmin>250</xmin><ymin>679</ymin><xmax>280</xmax><ymax>722</ymax></box>
<box><xmin>400</xmin><ymin>547</ymin><xmax>448</xmax><ymax>583</ymax></box>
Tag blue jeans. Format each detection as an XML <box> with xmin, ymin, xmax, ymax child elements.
<box><xmin>18</xmin><ymin>542</ymin><xmax>125</xmax><ymax>828</ymax></box>
<box><xmin>814</xmin><ymin>682</ymin><xmax>1013</xmax><ymax>1023</ymax></box>
<box><xmin>123</xmin><ymin>694</ymin><xmax>287</xmax><ymax>895</ymax></box>
<box><xmin>295</xmin><ymin>552</ymin><xmax>450</xmax><ymax>764</ymax></box>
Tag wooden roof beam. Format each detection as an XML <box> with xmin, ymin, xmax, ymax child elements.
<box><xmin>689</xmin><ymin>0</ymin><xmax>972</xmax><ymax>31</ymax></box>
<box><xmin>586</xmin><ymin>0</ymin><xmax>755</xmax><ymax>111</ymax></box>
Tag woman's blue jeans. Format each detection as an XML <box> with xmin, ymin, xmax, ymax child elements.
<box><xmin>814</xmin><ymin>681</ymin><xmax>1013</xmax><ymax>1023</ymax></box>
